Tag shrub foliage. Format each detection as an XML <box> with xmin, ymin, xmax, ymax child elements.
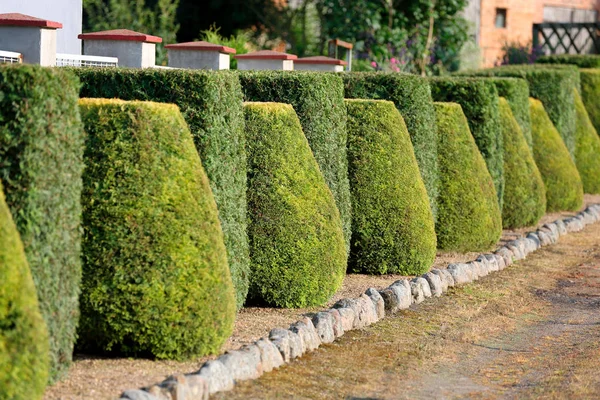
<box><xmin>239</xmin><ymin>71</ymin><xmax>351</xmax><ymax>251</ymax></box>
<box><xmin>343</xmin><ymin>72</ymin><xmax>439</xmax><ymax>219</ymax></box>
<box><xmin>529</xmin><ymin>98</ymin><xmax>584</xmax><ymax>212</ymax></box>
<box><xmin>537</xmin><ymin>54</ymin><xmax>600</xmax><ymax>68</ymax></box>
<box><xmin>78</xmin><ymin>99</ymin><xmax>235</xmax><ymax>359</ymax></box>
<box><xmin>498</xmin><ymin>98</ymin><xmax>546</xmax><ymax>228</ymax></box>
<box><xmin>0</xmin><ymin>65</ymin><xmax>84</xmax><ymax>381</ymax></box>
<box><xmin>434</xmin><ymin>102</ymin><xmax>502</xmax><ymax>252</ymax></box>
<box><xmin>580</xmin><ymin>69</ymin><xmax>600</xmax><ymax>134</ymax></box>
<box><xmin>573</xmin><ymin>89</ymin><xmax>600</xmax><ymax>194</ymax></box>
<box><xmin>244</xmin><ymin>102</ymin><xmax>346</xmax><ymax>308</ymax></box>
<box><xmin>429</xmin><ymin>77</ymin><xmax>504</xmax><ymax>208</ymax></box>
<box><xmin>74</xmin><ymin>68</ymin><xmax>248</xmax><ymax>310</ymax></box>
<box><xmin>0</xmin><ymin>183</ymin><xmax>49</xmax><ymax>400</ymax></box>
<box><xmin>488</xmin><ymin>78</ymin><xmax>532</xmax><ymax>149</ymax></box>
<box><xmin>345</xmin><ymin>99</ymin><xmax>436</xmax><ymax>275</ymax></box>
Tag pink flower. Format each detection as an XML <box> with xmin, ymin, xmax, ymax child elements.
<box><xmin>390</xmin><ymin>58</ymin><xmax>397</xmax><ymax>64</ymax></box>
<box><xmin>371</xmin><ymin>61</ymin><xmax>377</xmax><ymax>67</ymax></box>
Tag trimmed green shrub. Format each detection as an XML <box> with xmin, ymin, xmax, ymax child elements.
<box><xmin>434</xmin><ymin>102</ymin><xmax>502</xmax><ymax>252</ymax></box>
<box><xmin>343</xmin><ymin>72</ymin><xmax>439</xmax><ymax>219</ymax></box>
<box><xmin>239</xmin><ymin>71</ymin><xmax>351</xmax><ymax>251</ymax></box>
<box><xmin>457</xmin><ymin>65</ymin><xmax>580</xmax><ymax>158</ymax></box>
<box><xmin>529</xmin><ymin>98</ymin><xmax>584</xmax><ymax>212</ymax></box>
<box><xmin>73</xmin><ymin>68</ymin><xmax>248</xmax><ymax>310</ymax></box>
<box><xmin>244</xmin><ymin>102</ymin><xmax>346</xmax><ymax>308</ymax></box>
<box><xmin>429</xmin><ymin>77</ymin><xmax>504</xmax><ymax>208</ymax></box>
<box><xmin>0</xmin><ymin>182</ymin><xmax>49</xmax><ymax>400</ymax></box>
<box><xmin>488</xmin><ymin>78</ymin><xmax>533</xmax><ymax>149</ymax></box>
<box><xmin>498</xmin><ymin>98</ymin><xmax>546</xmax><ymax>229</ymax></box>
<box><xmin>0</xmin><ymin>65</ymin><xmax>84</xmax><ymax>381</ymax></box>
<box><xmin>78</xmin><ymin>99</ymin><xmax>235</xmax><ymax>359</ymax></box>
<box><xmin>573</xmin><ymin>89</ymin><xmax>600</xmax><ymax>194</ymax></box>
<box><xmin>345</xmin><ymin>99</ymin><xmax>436</xmax><ymax>275</ymax></box>
<box><xmin>580</xmin><ymin>69</ymin><xmax>600</xmax><ymax>134</ymax></box>
<box><xmin>537</xmin><ymin>54</ymin><xmax>600</xmax><ymax>68</ymax></box>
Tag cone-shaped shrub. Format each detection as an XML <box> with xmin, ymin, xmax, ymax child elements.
<box><xmin>343</xmin><ymin>72</ymin><xmax>439</xmax><ymax>220</ymax></box>
<box><xmin>529</xmin><ymin>98</ymin><xmax>584</xmax><ymax>212</ymax></box>
<box><xmin>0</xmin><ymin>65</ymin><xmax>84</xmax><ymax>381</ymax></box>
<box><xmin>580</xmin><ymin>69</ymin><xmax>600</xmax><ymax>135</ymax></box>
<box><xmin>434</xmin><ymin>102</ymin><xmax>502</xmax><ymax>252</ymax></box>
<box><xmin>498</xmin><ymin>98</ymin><xmax>546</xmax><ymax>229</ymax></box>
<box><xmin>78</xmin><ymin>99</ymin><xmax>235</xmax><ymax>359</ymax></box>
<box><xmin>345</xmin><ymin>100</ymin><xmax>436</xmax><ymax>275</ymax></box>
<box><xmin>573</xmin><ymin>89</ymin><xmax>600</xmax><ymax>194</ymax></box>
<box><xmin>244</xmin><ymin>102</ymin><xmax>346</xmax><ymax>308</ymax></box>
<box><xmin>0</xmin><ymin>183</ymin><xmax>49</xmax><ymax>400</ymax></box>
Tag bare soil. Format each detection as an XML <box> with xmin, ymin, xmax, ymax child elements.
<box><xmin>44</xmin><ymin>195</ymin><xmax>600</xmax><ymax>399</ymax></box>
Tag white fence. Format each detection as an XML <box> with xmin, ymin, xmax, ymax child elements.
<box><xmin>0</xmin><ymin>50</ymin><xmax>23</xmax><ymax>64</ymax></box>
<box><xmin>56</xmin><ymin>53</ymin><xmax>118</xmax><ymax>68</ymax></box>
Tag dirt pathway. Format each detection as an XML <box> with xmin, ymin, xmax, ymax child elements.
<box><xmin>216</xmin><ymin>222</ymin><xmax>600</xmax><ymax>400</ymax></box>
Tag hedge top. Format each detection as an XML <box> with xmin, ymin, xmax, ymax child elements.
<box><xmin>537</xmin><ymin>54</ymin><xmax>600</xmax><ymax>69</ymax></box>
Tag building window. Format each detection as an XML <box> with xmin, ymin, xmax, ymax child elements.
<box><xmin>495</xmin><ymin>8</ymin><xmax>507</xmax><ymax>28</ymax></box>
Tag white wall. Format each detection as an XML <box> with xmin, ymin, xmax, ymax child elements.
<box><xmin>0</xmin><ymin>0</ymin><xmax>82</xmax><ymax>54</ymax></box>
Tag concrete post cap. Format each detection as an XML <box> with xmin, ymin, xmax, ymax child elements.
<box><xmin>78</xmin><ymin>29</ymin><xmax>162</xmax><ymax>43</ymax></box>
<box><xmin>165</xmin><ymin>41</ymin><xmax>236</xmax><ymax>54</ymax></box>
<box><xmin>295</xmin><ymin>56</ymin><xmax>347</xmax><ymax>66</ymax></box>
<box><xmin>235</xmin><ymin>50</ymin><xmax>297</xmax><ymax>60</ymax></box>
<box><xmin>0</xmin><ymin>13</ymin><xmax>62</xmax><ymax>29</ymax></box>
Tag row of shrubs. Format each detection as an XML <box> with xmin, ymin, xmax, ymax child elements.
<box><xmin>3</xmin><ymin>60</ymin><xmax>600</xmax><ymax>398</ymax></box>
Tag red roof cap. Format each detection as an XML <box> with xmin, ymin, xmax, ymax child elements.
<box><xmin>0</xmin><ymin>13</ymin><xmax>62</xmax><ymax>29</ymax></box>
<box><xmin>78</xmin><ymin>29</ymin><xmax>162</xmax><ymax>43</ymax></box>
<box><xmin>165</xmin><ymin>41</ymin><xmax>236</xmax><ymax>54</ymax></box>
<box><xmin>295</xmin><ymin>56</ymin><xmax>347</xmax><ymax>66</ymax></box>
<box><xmin>235</xmin><ymin>50</ymin><xmax>297</xmax><ymax>60</ymax></box>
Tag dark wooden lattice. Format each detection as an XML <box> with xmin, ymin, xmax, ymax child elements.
<box><xmin>533</xmin><ymin>22</ymin><xmax>600</xmax><ymax>55</ymax></box>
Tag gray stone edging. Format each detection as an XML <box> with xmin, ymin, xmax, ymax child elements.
<box><xmin>120</xmin><ymin>204</ymin><xmax>600</xmax><ymax>400</ymax></box>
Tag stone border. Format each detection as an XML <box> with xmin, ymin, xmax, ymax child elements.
<box><xmin>120</xmin><ymin>204</ymin><xmax>600</xmax><ymax>400</ymax></box>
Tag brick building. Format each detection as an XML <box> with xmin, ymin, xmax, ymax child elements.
<box><xmin>466</xmin><ymin>0</ymin><xmax>600</xmax><ymax>66</ymax></box>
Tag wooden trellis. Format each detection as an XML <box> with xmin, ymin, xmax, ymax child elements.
<box><xmin>533</xmin><ymin>22</ymin><xmax>600</xmax><ymax>55</ymax></box>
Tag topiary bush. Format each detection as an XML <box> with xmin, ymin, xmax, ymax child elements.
<box><xmin>345</xmin><ymin>99</ymin><xmax>436</xmax><ymax>275</ymax></box>
<box><xmin>78</xmin><ymin>99</ymin><xmax>235</xmax><ymax>359</ymax></box>
<box><xmin>0</xmin><ymin>65</ymin><xmax>84</xmax><ymax>381</ymax></box>
<box><xmin>498</xmin><ymin>98</ymin><xmax>546</xmax><ymax>229</ymax></box>
<box><xmin>573</xmin><ymin>89</ymin><xmax>600</xmax><ymax>194</ymax></box>
<box><xmin>73</xmin><ymin>68</ymin><xmax>249</xmax><ymax>311</ymax></box>
<box><xmin>537</xmin><ymin>54</ymin><xmax>600</xmax><ymax>68</ymax></box>
<box><xmin>434</xmin><ymin>102</ymin><xmax>502</xmax><ymax>252</ymax></box>
<box><xmin>457</xmin><ymin>65</ymin><xmax>580</xmax><ymax>158</ymax></box>
<box><xmin>529</xmin><ymin>98</ymin><xmax>584</xmax><ymax>212</ymax></box>
<box><xmin>429</xmin><ymin>77</ymin><xmax>504</xmax><ymax>209</ymax></box>
<box><xmin>580</xmin><ymin>69</ymin><xmax>600</xmax><ymax>134</ymax></box>
<box><xmin>343</xmin><ymin>72</ymin><xmax>439</xmax><ymax>219</ymax></box>
<box><xmin>488</xmin><ymin>77</ymin><xmax>533</xmax><ymax>149</ymax></box>
<box><xmin>239</xmin><ymin>71</ymin><xmax>351</xmax><ymax>252</ymax></box>
<box><xmin>0</xmin><ymin>182</ymin><xmax>49</xmax><ymax>400</ymax></box>
<box><xmin>244</xmin><ymin>102</ymin><xmax>346</xmax><ymax>308</ymax></box>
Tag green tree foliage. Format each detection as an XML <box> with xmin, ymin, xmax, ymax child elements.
<box><xmin>0</xmin><ymin>65</ymin><xmax>84</xmax><ymax>381</ymax></box>
<box><xmin>345</xmin><ymin>99</ymin><xmax>436</xmax><ymax>275</ymax></box>
<box><xmin>74</xmin><ymin>68</ymin><xmax>249</xmax><ymax>310</ymax></box>
<box><xmin>0</xmin><ymin>183</ymin><xmax>49</xmax><ymax>400</ymax></box>
<box><xmin>529</xmin><ymin>98</ymin><xmax>583</xmax><ymax>212</ymax></box>
<box><xmin>573</xmin><ymin>89</ymin><xmax>600</xmax><ymax>194</ymax></box>
<box><xmin>434</xmin><ymin>102</ymin><xmax>502</xmax><ymax>252</ymax></box>
<box><xmin>580</xmin><ymin>69</ymin><xmax>600</xmax><ymax>134</ymax></box>
<box><xmin>343</xmin><ymin>72</ymin><xmax>439</xmax><ymax>219</ymax></box>
<box><xmin>245</xmin><ymin>102</ymin><xmax>346</xmax><ymax>308</ymax></box>
<box><xmin>78</xmin><ymin>99</ymin><xmax>235</xmax><ymax>358</ymax></box>
<box><xmin>498</xmin><ymin>98</ymin><xmax>546</xmax><ymax>229</ymax></box>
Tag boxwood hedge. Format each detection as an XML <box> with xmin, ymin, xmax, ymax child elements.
<box><xmin>529</xmin><ymin>98</ymin><xmax>584</xmax><ymax>212</ymax></box>
<box><xmin>580</xmin><ymin>69</ymin><xmax>600</xmax><ymax>134</ymax></box>
<box><xmin>573</xmin><ymin>89</ymin><xmax>600</xmax><ymax>194</ymax></box>
<box><xmin>434</xmin><ymin>102</ymin><xmax>502</xmax><ymax>252</ymax></box>
<box><xmin>458</xmin><ymin>65</ymin><xmax>580</xmax><ymax>158</ymax></box>
<box><xmin>345</xmin><ymin>99</ymin><xmax>436</xmax><ymax>275</ymax></box>
<box><xmin>78</xmin><ymin>99</ymin><xmax>235</xmax><ymax>359</ymax></box>
<box><xmin>498</xmin><ymin>98</ymin><xmax>546</xmax><ymax>229</ymax></box>
<box><xmin>343</xmin><ymin>72</ymin><xmax>439</xmax><ymax>219</ymax></box>
<box><xmin>239</xmin><ymin>71</ymin><xmax>351</xmax><ymax>251</ymax></box>
<box><xmin>0</xmin><ymin>183</ymin><xmax>49</xmax><ymax>400</ymax></box>
<box><xmin>74</xmin><ymin>69</ymin><xmax>248</xmax><ymax>310</ymax></box>
<box><xmin>537</xmin><ymin>54</ymin><xmax>600</xmax><ymax>68</ymax></box>
<box><xmin>0</xmin><ymin>65</ymin><xmax>84</xmax><ymax>381</ymax></box>
<box><xmin>488</xmin><ymin>78</ymin><xmax>533</xmax><ymax>149</ymax></box>
<box><xmin>244</xmin><ymin>102</ymin><xmax>346</xmax><ymax>308</ymax></box>
<box><xmin>429</xmin><ymin>77</ymin><xmax>504</xmax><ymax>209</ymax></box>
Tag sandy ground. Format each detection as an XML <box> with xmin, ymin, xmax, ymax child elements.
<box><xmin>44</xmin><ymin>194</ymin><xmax>600</xmax><ymax>399</ymax></box>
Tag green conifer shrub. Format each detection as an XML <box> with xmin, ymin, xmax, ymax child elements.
<box><xmin>580</xmin><ymin>69</ymin><xmax>600</xmax><ymax>134</ymax></box>
<box><xmin>78</xmin><ymin>99</ymin><xmax>235</xmax><ymax>359</ymax></box>
<box><xmin>434</xmin><ymin>102</ymin><xmax>502</xmax><ymax>252</ymax></box>
<box><xmin>244</xmin><ymin>102</ymin><xmax>346</xmax><ymax>308</ymax></box>
<box><xmin>573</xmin><ymin>89</ymin><xmax>600</xmax><ymax>194</ymax></box>
<box><xmin>488</xmin><ymin>78</ymin><xmax>533</xmax><ymax>149</ymax></box>
<box><xmin>345</xmin><ymin>99</ymin><xmax>436</xmax><ymax>275</ymax></box>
